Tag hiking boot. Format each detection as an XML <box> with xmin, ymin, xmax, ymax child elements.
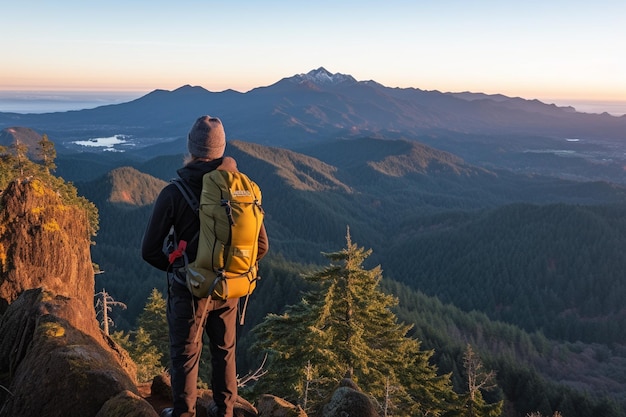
<box><xmin>160</xmin><ymin>408</ymin><xmax>174</xmax><ymax>417</ymax></box>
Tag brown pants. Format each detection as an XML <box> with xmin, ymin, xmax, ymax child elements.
<box><xmin>167</xmin><ymin>277</ymin><xmax>238</xmax><ymax>417</ymax></box>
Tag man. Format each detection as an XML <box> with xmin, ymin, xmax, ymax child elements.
<box><xmin>141</xmin><ymin>116</ymin><xmax>269</xmax><ymax>417</ymax></box>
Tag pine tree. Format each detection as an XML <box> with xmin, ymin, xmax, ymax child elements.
<box><xmin>1</xmin><ymin>144</ymin><xmax>16</xmax><ymax>188</ymax></box>
<box><xmin>252</xmin><ymin>230</ymin><xmax>460</xmax><ymax>416</ymax></box>
<box><xmin>113</xmin><ymin>289</ymin><xmax>168</xmax><ymax>383</ymax></box>
<box><xmin>137</xmin><ymin>288</ymin><xmax>169</xmax><ymax>368</ymax></box>
<box><xmin>37</xmin><ymin>134</ymin><xmax>57</xmax><ymax>173</ymax></box>
<box><xmin>131</xmin><ymin>327</ymin><xmax>164</xmax><ymax>383</ymax></box>
<box><xmin>10</xmin><ymin>139</ymin><xmax>29</xmax><ymax>177</ymax></box>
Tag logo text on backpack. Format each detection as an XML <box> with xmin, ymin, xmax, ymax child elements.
<box><xmin>234</xmin><ymin>248</ymin><xmax>251</xmax><ymax>257</ymax></box>
<box><xmin>232</xmin><ymin>190</ymin><xmax>252</xmax><ymax>197</ymax></box>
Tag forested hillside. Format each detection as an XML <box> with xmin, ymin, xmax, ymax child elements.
<box><xmin>382</xmin><ymin>202</ymin><xmax>626</xmax><ymax>344</ymax></box>
<box><xmin>79</xmin><ymin>167</ymin><xmax>167</xmax><ymax>325</ymax></box>
<box><xmin>70</xmin><ymin>137</ymin><xmax>626</xmax><ymax>417</ymax></box>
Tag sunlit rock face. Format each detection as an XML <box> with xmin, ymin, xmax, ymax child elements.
<box><xmin>0</xmin><ymin>178</ymin><xmax>94</xmax><ymax>315</ymax></box>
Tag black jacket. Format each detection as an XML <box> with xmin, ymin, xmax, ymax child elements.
<box><xmin>141</xmin><ymin>158</ymin><xmax>269</xmax><ymax>272</ymax></box>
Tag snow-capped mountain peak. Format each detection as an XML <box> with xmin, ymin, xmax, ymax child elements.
<box><xmin>295</xmin><ymin>67</ymin><xmax>357</xmax><ymax>86</ymax></box>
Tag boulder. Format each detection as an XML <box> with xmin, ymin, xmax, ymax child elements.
<box><xmin>256</xmin><ymin>394</ymin><xmax>307</xmax><ymax>417</ymax></box>
<box><xmin>0</xmin><ymin>289</ymin><xmax>140</xmax><ymax>417</ymax></box>
<box><xmin>96</xmin><ymin>390</ymin><xmax>159</xmax><ymax>417</ymax></box>
<box><xmin>322</xmin><ymin>385</ymin><xmax>380</xmax><ymax>417</ymax></box>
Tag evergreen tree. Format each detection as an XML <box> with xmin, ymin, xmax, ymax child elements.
<box><xmin>10</xmin><ymin>139</ymin><xmax>29</xmax><ymax>177</ymax></box>
<box><xmin>130</xmin><ymin>327</ymin><xmax>164</xmax><ymax>383</ymax></box>
<box><xmin>110</xmin><ymin>290</ymin><xmax>167</xmax><ymax>383</ymax></box>
<box><xmin>37</xmin><ymin>133</ymin><xmax>57</xmax><ymax>173</ymax></box>
<box><xmin>252</xmin><ymin>230</ymin><xmax>459</xmax><ymax>416</ymax></box>
<box><xmin>137</xmin><ymin>288</ymin><xmax>169</xmax><ymax>368</ymax></box>
<box><xmin>0</xmin><ymin>145</ymin><xmax>15</xmax><ymax>186</ymax></box>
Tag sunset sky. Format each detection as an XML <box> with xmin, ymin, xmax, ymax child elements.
<box><xmin>2</xmin><ymin>0</ymin><xmax>624</xmax><ymax>104</ymax></box>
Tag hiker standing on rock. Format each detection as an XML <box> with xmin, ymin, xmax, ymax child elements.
<box><xmin>141</xmin><ymin>115</ymin><xmax>269</xmax><ymax>417</ymax></box>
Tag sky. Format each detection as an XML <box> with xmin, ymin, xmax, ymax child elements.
<box><xmin>1</xmin><ymin>0</ymin><xmax>625</xmax><ymax>107</ymax></box>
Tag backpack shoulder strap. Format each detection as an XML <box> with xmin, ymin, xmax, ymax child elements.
<box><xmin>171</xmin><ymin>177</ymin><xmax>199</xmax><ymax>214</ymax></box>
<box><xmin>170</xmin><ymin>177</ymin><xmax>200</xmax><ymax>247</ymax></box>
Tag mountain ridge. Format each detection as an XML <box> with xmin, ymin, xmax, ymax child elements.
<box><xmin>4</xmin><ymin>68</ymin><xmax>626</xmax><ymax>188</ymax></box>
<box><xmin>2</xmin><ymin>68</ymin><xmax>624</xmax><ymax>156</ymax></box>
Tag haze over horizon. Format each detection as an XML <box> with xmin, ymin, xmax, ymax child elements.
<box><xmin>1</xmin><ymin>1</ymin><xmax>624</xmax><ymax>111</ymax></box>
<box><xmin>1</xmin><ymin>71</ymin><xmax>625</xmax><ymax>117</ymax></box>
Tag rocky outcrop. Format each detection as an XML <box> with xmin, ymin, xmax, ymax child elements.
<box><xmin>0</xmin><ymin>179</ymin><xmax>145</xmax><ymax>416</ymax></box>
<box><xmin>0</xmin><ymin>178</ymin><xmax>94</xmax><ymax>314</ymax></box>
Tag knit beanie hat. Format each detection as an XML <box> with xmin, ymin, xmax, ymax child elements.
<box><xmin>187</xmin><ymin>115</ymin><xmax>226</xmax><ymax>160</ymax></box>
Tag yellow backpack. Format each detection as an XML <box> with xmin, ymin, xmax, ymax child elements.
<box><xmin>172</xmin><ymin>167</ymin><xmax>264</xmax><ymax>300</ymax></box>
